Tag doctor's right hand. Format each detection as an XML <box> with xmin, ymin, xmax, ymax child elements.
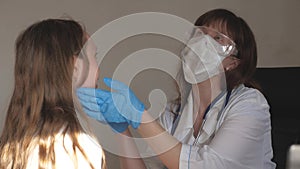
<box><xmin>76</xmin><ymin>78</ymin><xmax>145</xmax><ymax>131</ymax></box>
<box><xmin>76</xmin><ymin>87</ymin><xmax>129</xmax><ymax>133</ymax></box>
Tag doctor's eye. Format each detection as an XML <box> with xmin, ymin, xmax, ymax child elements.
<box><xmin>213</xmin><ymin>35</ymin><xmax>222</xmax><ymax>41</ymax></box>
<box><xmin>213</xmin><ymin>35</ymin><xmax>229</xmax><ymax>45</ymax></box>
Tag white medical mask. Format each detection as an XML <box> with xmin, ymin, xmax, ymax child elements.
<box><xmin>182</xmin><ymin>35</ymin><xmax>226</xmax><ymax>84</ymax></box>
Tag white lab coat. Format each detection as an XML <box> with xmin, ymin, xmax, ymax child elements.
<box><xmin>144</xmin><ymin>84</ymin><xmax>276</xmax><ymax>169</ymax></box>
<box><xmin>26</xmin><ymin>131</ymin><xmax>103</xmax><ymax>168</ymax></box>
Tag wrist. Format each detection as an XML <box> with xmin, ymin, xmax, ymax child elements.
<box><xmin>121</xmin><ymin>128</ymin><xmax>132</xmax><ymax>136</ymax></box>
<box><xmin>140</xmin><ymin>110</ymin><xmax>156</xmax><ymax>126</ymax></box>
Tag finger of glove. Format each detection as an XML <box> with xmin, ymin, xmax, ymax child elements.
<box><xmin>77</xmin><ymin>95</ymin><xmax>102</xmax><ymax>112</ymax></box>
<box><xmin>97</xmin><ymin>101</ymin><xmax>108</xmax><ymax>113</ymax></box>
<box><xmin>100</xmin><ymin>91</ymin><xmax>126</xmax><ymax>114</ymax></box>
<box><xmin>103</xmin><ymin>77</ymin><xmax>129</xmax><ymax>92</ymax></box>
<box><xmin>80</xmin><ymin>102</ymin><xmax>126</xmax><ymax>125</ymax></box>
<box><xmin>77</xmin><ymin>87</ymin><xmax>97</xmax><ymax>96</ymax></box>
<box><xmin>81</xmin><ymin>106</ymin><xmax>107</xmax><ymax>124</ymax></box>
<box><xmin>103</xmin><ymin>92</ymin><xmax>141</xmax><ymax>127</ymax></box>
<box><xmin>101</xmin><ymin>105</ymin><xmax>128</xmax><ymax>123</ymax></box>
<box><xmin>77</xmin><ymin>89</ymin><xmax>105</xmax><ymax>105</ymax></box>
<box><xmin>108</xmin><ymin>122</ymin><xmax>129</xmax><ymax>133</ymax></box>
<box><xmin>103</xmin><ymin>78</ymin><xmax>142</xmax><ymax>110</ymax></box>
<box><xmin>77</xmin><ymin>87</ymin><xmax>111</xmax><ymax>101</ymax></box>
<box><xmin>77</xmin><ymin>92</ymin><xmax>102</xmax><ymax>104</ymax></box>
<box><xmin>103</xmin><ymin>78</ymin><xmax>138</xmax><ymax>115</ymax></box>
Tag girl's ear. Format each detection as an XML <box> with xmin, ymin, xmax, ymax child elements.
<box><xmin>223</xmin><ymin>56</ymin><xmax>240</xmax><ymax>71</ymax></box>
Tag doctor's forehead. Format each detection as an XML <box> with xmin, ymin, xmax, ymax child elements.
<box><xmin>204</xmin><ymin>20</ymin><xmax>230</xmax><ymax>37</ymax></box>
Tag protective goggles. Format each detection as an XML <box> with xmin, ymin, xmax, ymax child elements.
<box><xmin>188</xmin><ymin>26</ymin><xmax>238</xmax><ymax>56</ymax></box>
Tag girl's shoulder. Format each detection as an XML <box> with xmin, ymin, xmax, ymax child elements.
<box><xmin>26</xmin><ymin>131</ymin><xmax>103</xmax><ymax>168</ymax></box>
<box><xmin>55</xmin><ymin>131</ymin><xmax>103</xmax><ymax>168</ymax></box>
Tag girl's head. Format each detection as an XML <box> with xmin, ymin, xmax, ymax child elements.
<box><xmin>0</xmin><ymin>18</ymin><xmax>100</xmax><ymax>168</ymax></box>
<box><xmin>14</xmin><ymin>18</ymin><xmax>98</xmax><ymax>102</ymax></box>
<box><xmin>13</xmin><ymin>18</ymin><xmax>87</xmax><ymax>131</ymax></box>
<box><xmin>194</xmin><ymin>8</ymin><xmax>258</xmax><ymax>90</ymax></box>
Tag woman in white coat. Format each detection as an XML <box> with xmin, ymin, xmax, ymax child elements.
<box><xmin>77</xmin><ymin>8</ymin><xmax>276</xmax><ymax>169</ymax></box>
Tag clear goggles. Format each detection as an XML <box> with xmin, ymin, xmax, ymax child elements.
<box><xmin>187</xmin><ymin>26</ymin><xmax>238</xmax><ymax>56</ymax></box>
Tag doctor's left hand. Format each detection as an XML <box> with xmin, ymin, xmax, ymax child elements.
<box><xmin>76</xmin><ymin>77</ymin><xmax>145</xmax><ymax>132</ymax></box>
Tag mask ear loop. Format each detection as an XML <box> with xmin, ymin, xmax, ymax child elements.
<box><xmin>181</xmin><ymin>27</ymin><xmax>202</xmax><ymax>59</ymax></box>
<box><xmin>224</xmin><ymin>56</ymin><xmax>241</xmax><ymax>72</ymax></box>
<box><xmin>231</xmin><ymin>48</ymin><xmax>239</xmax><ymax>57</ymax></box>
<box><xmin>183</xmin><ymin>27</ymin><xmax>208</xmax><ymax>49</ymax></box>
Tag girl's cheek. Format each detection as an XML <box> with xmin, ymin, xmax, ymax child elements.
<box><xmin>81</xmin><ymin>60</ymin><xmax>99</xmax><ymax>88</ymax></box>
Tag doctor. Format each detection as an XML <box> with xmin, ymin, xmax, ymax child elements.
<box><xmin>77</xmin><ymin>9</ymin><xmax>276</xmax><ymax>169</ymax></box>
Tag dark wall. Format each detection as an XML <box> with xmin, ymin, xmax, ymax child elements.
<box><xmin>254</xmin><ymin>67</ymin><xmax>300</xmax><ymax>169</ymax></box>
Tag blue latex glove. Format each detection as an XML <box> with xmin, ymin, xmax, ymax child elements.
<box><xmin>77</xmin><ymin>77</ymin><xmax>145</xmax><ymax>130</ymax></box>
<box><xmin>76</xmin><ymin>88</ymin><xmax>129</xmax><ymax>133</ymax></box>
<box><xmin>103</xmin><ymin>77</ymin><xmax>145</xmax><ymax>129</ymax></box>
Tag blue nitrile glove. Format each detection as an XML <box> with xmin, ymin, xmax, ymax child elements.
<box><xmin>76</xmin><ymin>88</ymin><xmax>129</xmax><ymax>133</ymax></box>
<box><xmin>103</xmin><ymin>77</ymin><xmax>145</xmax><ymax>129</ymax></box>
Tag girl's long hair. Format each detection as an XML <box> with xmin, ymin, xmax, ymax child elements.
<box><xmin>0</xmin><ymin>19</ymin><xmax>102</xmax><ymax>168</ymax></box>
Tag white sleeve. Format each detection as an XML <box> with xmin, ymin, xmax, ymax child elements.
<box><xmin>179</xmin><ymin>92</ymin><xmax>272</xmax><ymax>169</ymax></box>
<box><xmin>157</xmin><ymin>103</ymin><xmax>177</xmax><ymax>133</ymax></box>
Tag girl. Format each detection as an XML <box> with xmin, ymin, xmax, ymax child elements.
<box><xmin>0</xmin><ymin>19</ymin><xmax>104</xmax><ymax>168</ymax></box>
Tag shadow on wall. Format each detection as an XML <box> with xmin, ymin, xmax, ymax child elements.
<box><xmin>254</xmin><ymin>67</ymin><xmax>300</xmax><ymax>169</ymax></box>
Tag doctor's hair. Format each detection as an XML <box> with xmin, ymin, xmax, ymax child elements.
<box><xmin>170</xmin><ymin>8</ymin><xmax>261</xmax><ymax>114</ymax></box>
<box><xmin>0</xmin><ymin>19</ymin><xmax>103</xmax><ymax>168</ymax></box>
<box><xmin>194</xmin><ymin>8</ymin><xmax>260</xmax><ymax>91</ymax></box>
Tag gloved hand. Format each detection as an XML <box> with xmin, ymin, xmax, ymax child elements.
<box><xmin>103</xmin><ymin>77</ymin><xmax>145</xmax><ymax>129</ymax></box>
<box><xmin>76</xmin><ymin>87</ymin><xmax>129</xmax><ymax>133</ymax></box>
<box><xmin>76</xmin><ymin>77</ymin><xmax>145</xmax><ymax>130</ymax></box>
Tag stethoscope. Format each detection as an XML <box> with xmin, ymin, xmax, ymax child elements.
<box><xmin>161</xmin><ymin>90</ymin><xmax>232</xmax><ymax>169</ymax></box>
<box><xmin>170</xmin><ymin>90</ymin><xmax>232</xmax><ymax>145</ymax></box>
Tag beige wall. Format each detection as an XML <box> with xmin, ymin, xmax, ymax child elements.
<box><xmin>0</xmin><ymin>0</ymin><xmax>299</xmax><ymax>168</ymax></box>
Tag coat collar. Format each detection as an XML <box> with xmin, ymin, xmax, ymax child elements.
<box><xmin>172</xmin><ymin>89</ymin><xmax>228</xmax><ymax>144</ymax></box>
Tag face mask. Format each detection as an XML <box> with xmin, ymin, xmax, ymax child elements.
<box><xmin>182</xmin><ymin>35</ymin><xmax>226</xmax><ymax>84</ymax></box>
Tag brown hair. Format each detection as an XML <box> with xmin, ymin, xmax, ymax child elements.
<box><xmin>0</xmin><ymin>19</ymin><xmax>101</xmax><ymax>168</ymax></box>
<box><xmin>171</xmin><ymin>8</ymin><xmax>260</xmax><ymax>113</ymax></box>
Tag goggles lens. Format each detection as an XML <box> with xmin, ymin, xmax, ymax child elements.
<box><xmin>189</xmin><ymin>26</ymin><xmax>238</xmax><ymax>56</ymax></box>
